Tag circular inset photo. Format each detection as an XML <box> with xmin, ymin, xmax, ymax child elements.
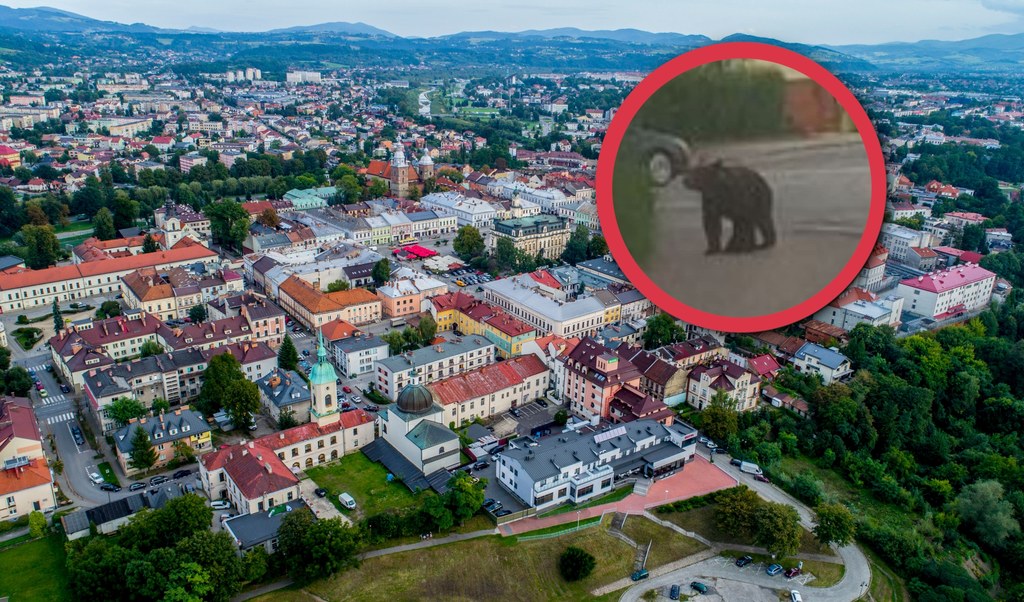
<box><xmin>597</xmin><ymin>42</ymin><xmax>886</xmax><ymax>333</ymax></box>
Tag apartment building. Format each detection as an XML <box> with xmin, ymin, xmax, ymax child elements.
<box><xmin>375</xmin><ymin>335</ymin><xmax>496</xmax><ymax>400</ymax></box>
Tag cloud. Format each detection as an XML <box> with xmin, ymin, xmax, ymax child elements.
<box><xmin>981</xmin><ymin>0</ymin><xmax>1024</xmax><ymax>13</ymax></box>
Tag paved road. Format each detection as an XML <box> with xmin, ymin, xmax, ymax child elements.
<box><xmin>617</xmin><ymin>445</ymin><xmax>871</xmax><ymax>602</ymax></box>
<box><xmin>643</xmin><ymin>134</ymin><xmax>872</xmax><ymax>318</ymax></box>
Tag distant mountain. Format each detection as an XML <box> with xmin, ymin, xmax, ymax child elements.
<box><xmin>266</xmin><ymin>21</ymin><xmax>397</xmax><ymax>37</ymax></box>
<box><xmin>0</xmin><ymin>5</ymin><xmax>161</xmax><ymax>33</ymax></box>
<box><xmin>831</xmin><ymin>32</ymin><xmax>1024</xmax><ymax>71</ymax></box>
<box><xmin>440</xmin><ymin>27</ymin><xmax>710</xmax><ymax>46</ymax></box>
<box><xmin>720</xmin><ymin>33</ymin><xmax>877</xmax><ymax>71</ymax></box>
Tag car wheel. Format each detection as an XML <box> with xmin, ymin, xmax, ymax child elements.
<box><xmin>647</xmin><ymin>150</ymin><xmax>675</xmax><ymax>186</ymax></box>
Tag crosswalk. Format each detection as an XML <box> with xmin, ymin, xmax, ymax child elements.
<box><xmin>290</xmin><ymin>331</ymin><xmax>309</xmax><ymax>339</ymax></box>
<box><xmin>46</xmin><ymin>412</ymin><xmax>75</xmax><ymax>425</ymax></box>
<box><xmin>40</xmin><ymin>394</ymin><xmax>67</xmax><ymax>405</ymax></box>
<box><xmin>26</xmin><ymin>363</ymin><xmax>50</xmax><ymax>373</ymax></box>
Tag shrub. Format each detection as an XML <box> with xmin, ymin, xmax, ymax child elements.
<box><xmin>558</xmin><ymin>546</ymin><xmax>596</xmax><ymax>582</ymax></box>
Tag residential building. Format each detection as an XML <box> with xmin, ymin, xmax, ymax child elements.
<box><xmin>686</xmin><ymin>359</ymin><xmax>761</xmax><ymax>412</ymax></box>
<box><xmin>375</xmin><ymin>334</ymin><xmax>496</xmax><ymax>400</ymax></box>
<box><xmin>489</xmin><ymin>215</ymin><xmax>572</xmax><ymax>259</ymax></box>
<box><xmin>120</xmin><ymin>266</ymin><xmax>243</xmax><ymax>320</ymax></box>
<box><xmin>656</xmin><ymin>335</ymin><xmax>728</xmax><ymax>374</ymax></box>
<box><xmin>564</xmin><ymin>337</ymin><xmax>643</xmax><ymax>421</ymax></box>
<box><xmin>334</xmin><ymin>334</ymin><xmax>389</xmax><ymax>377</ymax></box>
<box><xmin>481</xmin><ymin>274</ymin><xmax>606</xmax><ymax>338</ymax></box>
<box><xmin>113</xmin><ymin>406</ymin><xmax>213</xmax><ymax>477</ymax></box>
<box><xmin>258</xmin><ymin>368</ymin><xmax>312</xmax><ymax>424</ymax></box>
<box><xmin>0</xmin><ymin>397</ymin><xmax>56</xmax><ymax>519</ymax></box>
<box><xmin>879</xmin><ymin>223</ymin><xmax>935</xmax><ymax>263</ymax></box>
<box><xmin>614</xmin><ymin>345</ymin><xmax>686</xmax><ymax>405</ymax></box>
<box><xmin>522</xmin><ymin>334</ymin><xmax>580</xmax><ymax>403</ymax></box>
<box><xmin>791</xmin><ymin>342</ymin><xmax>853</xmax><ymax>385</ymax></box>
<box><xmin>223</xmin><ymin>500</ymin><xmax>309</xmax><ymax>554</ymax></box>
<box><xmin>814</xmin><ymin>287</ymin><xmax>904</xmax><ymax>331</ymax></box>
<box><xmin>277</xmin><ymin>276</ymin><xmax>382</xmax><ymax>329</ymax></box>
<box><xmin>853</xmin><ymin>245</ymin><xmax>888</xmax><ymax>292</ymax></box>
<box><xmin>496</xmin><ymin>420</ymin><xmax>697</xmax><ymax>510</ymax></box>
<box><xmin>376</xmin><ymin>268</ymin><xmax>448</xmax><ymax>319</ymax></box>
<box><xmin>608</xmin><ymin>385</ymin><xmax>675</xmax><ymax>425</ymax></box>
<box><xmin>428</xmin><ymin>355</ymin><xmax>550</xmax><ymax>426</ymax></box>
<box><xmin>896</xmin><ymin>263</ymin><xmax>996</xmax><ymax>320</ymax></box>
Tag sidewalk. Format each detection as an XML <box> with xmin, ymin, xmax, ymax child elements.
<box><xmin>700</xmin><ymin>133</ymin><xmax>866</xmax><ymax>160</ymax></box>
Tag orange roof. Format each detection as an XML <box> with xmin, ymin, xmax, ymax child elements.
<box><xmin>533</xmin><ymin>334</ymin><xmax>580</xmax><ymax>358</ymax></box>
<box><xmin>0</xmin><ymin>242</ymin><xmax>216</xmax><ymax>291</ymax></box>
<box><xmin>279</xmin><ymin>276</ymin><xmax>342</xmax><ymax>314</ymax></box>
<box><xmin>324</xmin><ymin>287</ymin><xmax>380</xmax><ymax>308</ymax></box>
<box><xmin>0</xmin><ymin>458</ymin><xmax>52</xmax><ymax>496</ymax></box>
<box><xmin>321</xmin><ymin>318</ymin><xmax>357</xmax><ymax>341</ymax></box>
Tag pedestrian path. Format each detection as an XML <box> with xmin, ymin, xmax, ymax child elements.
<box><xmin>290</xmin><ymin>331</ymin><xmax>309</xmax><ymax>339</ymax></box>
<box><xmin>27</xmin><ymin>363</ymin><xmax>51</xmax><ymax>372</ymax></box>
<box><xmin>41</xmin><ymin>394</ymin><xmax>67</xmax><ymax>405</ymax></box>
<box><xmin>45</xmin><ymin>412</ymin><xmax>75</xmax><ymax>425</ymax></box>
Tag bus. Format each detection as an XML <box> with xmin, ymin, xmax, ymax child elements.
<box><xmin>398</xmin><ymin>236</ymin><xmax>417</xmax><ymax>246</ymax></box>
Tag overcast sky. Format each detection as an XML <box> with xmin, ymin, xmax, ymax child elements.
<box><xmin>5</xmin><ymin>0</ymin><xmax>1023</xmax><ymax>44</ymax></box>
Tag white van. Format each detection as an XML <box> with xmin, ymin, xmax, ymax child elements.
<box><xmin>739</xmin><ymin>461</ymin><xmax>763</xmax><ymax>476</ymax></box>
<box><xmin>339</xmin><ymin>492</ymin><xmax>357</xmax><ymax>509</ymax></box>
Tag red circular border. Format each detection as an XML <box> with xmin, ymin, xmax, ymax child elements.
<box><xmin>596</xmin><ymin>42</ymin><xmax>887</xmax><ymax>333</ymax></box>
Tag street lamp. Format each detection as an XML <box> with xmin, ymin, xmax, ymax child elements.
<box><xmin>576</xmin><ymin>509</ymin><xmax>581</xmax><ymax>530</ymax></box>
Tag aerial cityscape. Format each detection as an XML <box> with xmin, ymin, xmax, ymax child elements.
<box><xmin>1</xmin><ymin>3</ymin><xmax>1024</xmax><ymax>602</ymax></box>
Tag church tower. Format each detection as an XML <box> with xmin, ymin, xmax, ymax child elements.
<box><xmin>418</xmin><ymin>153</ymin><xmax>434</xmax><ymax>181</ymax></box>
<box><xmin>161</xmin><ymin>199</ymin><xmax>183</xmax><ymax>249</ymax></box>
<box><xmin>391</xmin><ymin>143</ymin><xmax>409</xmax><ymax>198</ymax></box>
<box><xmin>308</xmin><ymin>329</ymin><xmax>340</xmax><ymax>427</ymax></box>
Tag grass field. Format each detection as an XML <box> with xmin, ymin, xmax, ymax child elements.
<box><xmin>0</xmin><ymin>535</ymin><xmax>70</xmax><ymax>601</ymax></box>
<box><xmin>660</xmin><ymin>505</ymin><xmax>835</xmax><ymax>557</ymax></box>
<box><xmin>54</xmin><ymin>221</ymin><xmax>94</xmax><ymax>234</ymax></box>
<box><xmin>619</xmin><ymin>515</ymin><xmax>709</xmax><ymax>567</ymax></box>
<box><xmin>256</xmin><ymin>516</ymin><xmax>698</xmax><ymax>602</ymax></box>
<box><xmin>306</xmin><ymin>453</ymin><xmax>425</xmax><ymax>518</ymax></box>
<box><xmin>98</xmin><ymin>462</ymin><xmax>120</xmax><ymax>487</ymax></box>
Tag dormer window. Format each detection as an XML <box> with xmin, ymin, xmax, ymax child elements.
<box><xmin>182</xmin><ymin>424</ymin><xmax>190</xmax><ymax>432</ymax></box>
<box><xmin>169</xmin><ymin>428</ymin><xmax>178</xmax><ymax>435</ymax></box>
<box><xmin>185</xmin><ymin>338</ymin><xmax>193</xmax><ymax>343</ymax></box>
<box><xmin>153</xmin><ymin>431</ymin><xmax>163</xmax><ymax>440</ymax></box>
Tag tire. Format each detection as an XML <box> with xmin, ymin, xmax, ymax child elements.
<box><xmin>647</xmin><ymin>150</ymin><xmax>675</xmax><ymax>186</ymax></box>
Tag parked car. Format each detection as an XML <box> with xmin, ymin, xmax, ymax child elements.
<box><xmin>473</xmin><ymin>461</ymin><xmax>489</xmax><ymax>471</ymax></box>
<box><xmin>754</xmin><ymin>474</ymin><xmax>771</xmax><ymax>483</ymax></box>
<box><xmin>100</xmin><ymin>483</ymin><xmax>121</xmax><ymax>492</ymax></box>
<box><xmin>631</xmin><ymin>569</ymin><xmax>649</xmax><ymax>582</ymax></box>
<box><xmin>35</xmin><ymin>382</ymin><xmax>43</xmax><ymax>390</ymax></box>
<box><xmin>509</xmin><ymin>408</ymin><xmax>522</xmax><ymax>418</ymax></box>
<box><xmin>150</xmin><ymin>475</ymin><xmax>169</xmax><ymax>486</ymax></box>
<box><xmin>482</xmin><ymin>498</ymin><xmax>496</xmax><ymax>508</ymax></box>
<box><xmin>220</xmin><ymin>513</ymin><xmax>237</xmax><ymax>522</ymax></box>
<box><xmin>669</xmin><ymin>584</ymin><xmax>681</xmax><ymax>599</ymax></box>
<box><xmin>39</xmin><ymin>390</ymin><xmax>48</xmax><ymax>398</ymax></box>
<box><xmin>71</xmin><ymin>429</ymin><xmax>85</xmax><ymax>446</ymax></box>
<box><xmin>27</xmin><ymin>369</ymin><xmax>36</xmax><ymax>378</ymax></box>
<box><xmin>735</xmin><ymin>555</ymin><xmax>753</xmax><ymax>567</ymax></box>
<box><xmin>705</xmin><ymin>440</ymin><xmax>717</xmax><ymax>450</ymax></box>
<box><xmin>339</xmin><ymin>492</ymin><xmax>357</xmax><ymax>509</ymax></box>
<box><xmin>623</xmin><ymin>126</ymin><xmax>693</xmax><ymax>187</ymax></box>
<box><xmin>129</xmin><ymin>482</ymin><xmax>146</xmax><ymax>491</ymax></box>
<box><xmin>351</xmin><ymin>395</ymin><xmax>362</xmax><ymax>403</ymax></box>
<box><xmin>173</xmin><ymin>469</ymin><xmax>192</xmax><ymax>480</ymax></box>
<box><xmin>690</xmin><ymin>581</ymin><xmax>709</xmax><ymax>595</ymax></box>
<box><xmin>88</xmin><ymin>472</ymin><xmax>104</xmax><ymax>485</ymax></box>
<box><xmin>342</xmin><ymin>386</ymin><xmax>353</xmax><ymax>394</ymax></box>
<box><xmin>536</xmin><ymin>399</ymin><xmax>549</xmax><ymax>408</ymax></box>
<box><xmin>365</xmin><ymin>405</ymin><xmax>380</xmax><ymax>412</ymax></box>
<box><xmin>790</xmin><ymin>591</ymin><xmax>803</xmax><ymax>602</ymax></box>
<box><xmin>785</xmin><ymin>566</ymin><xmax>802</xmax><ymax>579</ymax></box>
<box><xmin>210</xmin><ymin>500</ymin><xmax>231</xmax><ymax>510</ymax></box>
<box><xmin>730</xmin><ymin>458</ymin><xmax>743</xmax><ymax>467</ymax></box>
<box><xmin>60</xmin><ymin>384</ymin><xmax>71</xmax><ymax>394</ymax></box>
<box><xmin>315</xmin><ymin>488</ymin><xmax>328</xmax><ymax>498</ymax></box>
<box><xmin>766</xmin><ymin>563</ymin><xmax>784</xmax><ymax>576</ymax></box>
<box><xmin>302</xmin><ymin>349</ymin><xmax>310</xmax><ymax>356</ymax></box>
<box><xmin>698</xmin><ymin>436</ymin><xmax>709</xmax><ymax>444</ymax></box>
<box><xmin>495</xmin><ymin>509</ymin><xmax>512</xmax><ymax>517</ymax></box>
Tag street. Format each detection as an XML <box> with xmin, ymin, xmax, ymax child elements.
<box><xmin>644</xmin><ymin>134</ymin><xmax>873</xmax><ymax>318</ymax></box>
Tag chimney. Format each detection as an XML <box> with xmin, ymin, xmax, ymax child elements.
<box><xmin>279</xmin><ymin>432</ymin><xmax>285</xmax><ymax>440</ymax></box>
<box><xmin>264</xmin><ymin>462</ymin><xmax>273</xmax><ymax>473</ymax></box>
<box><xmin>241</xmin><ymin>449</ymin><xmax>248</xmax><ymax>457</ymax></box>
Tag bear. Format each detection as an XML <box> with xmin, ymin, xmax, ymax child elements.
<box><xmin>681</xmin><ymin>159</ymin><xmax>776</xmax><ymax>255</ymax></box>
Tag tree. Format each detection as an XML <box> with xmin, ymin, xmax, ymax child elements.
<box><xmin>422</xmin><ymin>493</ymin><xmax>454</xmax><ymax>532</ymax></box>
<box><xmin>714</xmin><ymin>486</ymin><xmax>764</xmax><ymax>537</ymax></box>
<box><xmin>442</xmin><ymin>471</ymin><xmax>486</xmax><ymax>524</ymax></box>
<box><xmin>111</xmin><ymin>192</ymin><xmax>139</xmax><ymax>230</ymax></box>
<box><xmin>0</xmin><ymin>347</ymin><xmax>10</xmax><ymax>370</ymax></box>
<box><xmin>242</xmin><ymin>547</ymin><xmax>269</xmax><ymax>583</ymax></box>
<box><xmin>152</xmin><ymin>398</ymin><xmax>171</xmax><ymax>414</ymax></box>
<box><xmin>196</xmin><ymin>352</ymin><xmax>245</xmax><ymax>416</ymax></box>
<box><xmin>277</xmin><ymin>408</ymin><xmax>299</xmax><ymax>430</ymax></box>
<box><xmin>1</xmin><ymin>367</ymin><xmax>32</xmax><ymax>396</ymax></box>
<box><xmin>71</xmin><ymin>184</ymin><xmax>106</xmax><ymax>216</ymax></box>
<box><xmin>790</xmin><ymin>471</ymin><xmax>825</xmax><ymax>507</ymax></box>
<box><xmin>418</xmin><ymin>314</ymin><xmax>437</xmax><ymax>344</ymax></box>
<box><xmin>142</xmin><ymin>233</ymin><xmax>159</xmax><ymax>253</ymax></box>
<box><xmin>223</xmin><ymin>379</ymin><xmax>260</xmax><ymax>432</ymax></box>
<box><xmin>554</xmin><ymin>409</ymin><xmax>569</xmax><ymax>426</ymax></box>
<box><xmin>382</xmin><ymin>330</ymin><xmax>406</xmax><ymax>356</ymax></box>
<box><xmin>188</xmin><ymin>304</ymin><xmax>207</xmax><ymax>324</ymax></box>
<box><xmin>327</xmin><ymin>279</ymin><xmax>350</xmax><ymax>292</ymax></box>
<box><xmin>368</xmin><ymin>179</ymin><xmax>389</xmax><ymax>199</ymax></box>
<box><xmin>956</xmin><ymin>479</ymin><xmax>1020</xmax><ymax>546</ymax></box>
<box><xmin>28</xmin><ymin>510</ymin><xmax>46</xmax><ymax>538</ymax></box>
<box><xmin>278</xmin><ymin>510</ymin><xmax>361</xmax><ymax>584</ymax></box>
<box><xmin>256</xmin><ymin>208</ymin><xmax>280</xmax><ymax>229</ymax></box>
<box><xmin>642</xmin><ymin>313</ymin><xmax>684</xmax><ymax>349</ymax></box>
<box><xmin>204</xmin><ymin>199</ymin><xmax>250</xmax><ymax>251</ymax></box>
<box><xmin>701</xmin><ymin>389</ymin><xmax>739</xmax><ymax>442</ymax></box>
<box><xmin>93</xmin><ymin>207</ymin><xmax>118</xmax><ymax>240</ymax></box>
<box><xmin>587</xmin><ymin>234</ymin><xmax>608</xmax><ymax>259</ymax></box>
<box><xmin>561</xmin><ymin>224</ymin><xmax>590</xmax><ymax>265</ymax></box>
<box><xmin>755</xmin><ymin>502</ymin><xmax>802</xmax><ymax>559</ymax></box>
<box><xmin>278</xmin><ymin>336</ymin><xmax>300</xmax><ymax>371</ymax></box>
<box><xmin>138</xmin><ymin>340</ymin><xmax>163</xmax><ymax>358</ymax></box>
<box><xmin>128</xmin><ymin>427</ymin><xmax>158</xmax><ymax>471</ymax></box>
<box><xmin>494</xmin><ymin>237</ymin><xmax>517</xmax><ymax>272</ymax></box>
<box><xmin>0</xmin><ymin>186</ymin><xmax>23</xmax><ymax>239</ymax></box>
<box><xmin>558</xmin><ymin>546</ymin><xmax>597</xmax><ymax>582</ymax></box>
<box><xmin>372</xmin><ymin>258</ymin><xmax>392</xmax><ymax>286</ymax></box>
<box><xmin>52</xmin><ymin>298</ymin><xmax>63</xmax><ymax>332</ymax></box>
<box><xmin>453</xmin><ymin>225</ymin><xmax>485</xmax><ymax>259</ymax></box>
<box><xmin>108</xmin><ymin>397</ymin><xmax>148</xmax><ymax>426</ymax></box>
<box><xmin>96</xmin><ymin>300</ymin><xmax>122</xmax><ymax>319</ymax></box>
<box><xmin>813</xmin><ymin>503</ymin><xmax>856</xmax><ymax>547</ymax></box>
<box><xmin>173</xmin><ymin>530</ymin><xmax>245</xmax><ymax>601</ymax></box>
<box><xmin>26</xmin><ymin>201</ymin><xmax>49</xmax><ymax>226</ymax></box>
<box><xmin>163</xmin><ymin>561</ymin><xmax>214</xmax><ymax>602</ymax></box>
<box><xmin>20</xmin><ymin>224</ymin><xmax>61</xmax><ymax>269</ymax></box>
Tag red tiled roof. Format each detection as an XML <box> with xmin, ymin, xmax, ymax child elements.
<box><xmin>746</xmin><ymin>354</ymin><xmax>782</xmax><ymax>377</ymax></box>
<box><xmin>0</xmin><ymin>457</ymin><xmax>52</xmax><ymax>496</ymax></box>
<box><xmin>0</xmin><ymin>397</ymin><xmax>42</xmax><ymax>453</ymax></box>
<box><xmin>321</xmin><ymin>318</ymin><xmax>357</xmax><ymax>341</ymax></box>
<box><xmin>428</xmin><ymin>355</ymin><xmax>547</xmax><ymax>406</ymax></box>
<box><xmin>204</xmin><ymin>442</ymin><xmax>298</xmax><ymax>499</ymax></box>
<box><xmin>528</xmin><ymin>270</ymin><xmax>562</xmax><ymax>289</ymax></box>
